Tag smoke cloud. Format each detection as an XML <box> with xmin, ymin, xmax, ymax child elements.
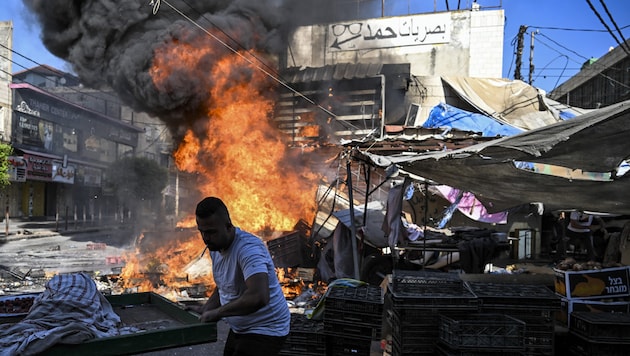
<box><xmin>21</xmin><ymin>0</ymin><xmax>303</xmax><ymax>138</ymax></box>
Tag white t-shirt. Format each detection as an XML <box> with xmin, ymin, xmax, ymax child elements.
<box><xmin>210</xmin><ymin>227</ymin><xmax>290</xmax><ymax>336</ymax></box>
<box><xmin>567</xmin><ymin>211</ymin><xmax>593</xmax><ymax>233</ymax></box>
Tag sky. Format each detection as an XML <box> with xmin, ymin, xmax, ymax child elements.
<box><xmin>2</xmin><ymin>0</ymin><xmax>629</xmax><ymax>94</ymax></box>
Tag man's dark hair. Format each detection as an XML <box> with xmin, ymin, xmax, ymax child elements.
<box><xmin>196</xmin><ymin>197</ymin><xmax>231</xmax><ymax>221</ymax></box>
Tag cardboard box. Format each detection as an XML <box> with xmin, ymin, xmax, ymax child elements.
<box><xmin>556</xmin><ymin>297</ymin><xmax>630</xmax><ymax>326</ymax></box>
<box><xmin>553</xmin><ymin>266</ymin><xmax>630</xmax><ymax>299</ymax></box>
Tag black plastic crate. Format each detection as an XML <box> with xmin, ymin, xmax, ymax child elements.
<box><xmin>324</xmin><ymin>307</ymin><xmax>382</xmax><ymax>326</ymax></box>
<box><xmin>387</xmin><ymin>284</ymin><xmax>479</xmax><ymax>310</ymax></box>
<box><xmin>325</xmin><ymin>285</ymin><xmax>384</xmax><ymax>315</ymax></box>
<box><xmin>568</xmin><ymin>330</ymin><xmax>630</xmax><ymax>356</ymax></box>
<box><xmin>392</xmin><ymin>335</ymin><xmax>436</xmax><ymax>355</ymax></box>
<box><xmin>327</xmin><ymin>335</ymin><xmax>371</xmax><ymax>356</ymax></box>
<box><xmin>267</xmin><ymin>231</ymin><xmax>304</xmax><ymax>268</ymax></box>
<box><xmin>285</xmin><ymin>313</ymin><xmax>326</xmax><ymax>345</ymax></box>
<box><xmin>435</xmin><ymin>342</ymin><xmax>525</xmax><ymax>356</ymax></box>
<box><xmin>438</xmin><ymin>313</ymin><xmax>526</xmax><ymax>350</ymax></box>
<box><xmin>279</xmin><ymin>344</ymin><xmax>325</xmax><ymax>356</ymax></box>
<box><xmin>392</xmin><ymin>270</ymin><xmax>464</xmax><ymax>295</ymax></box>
<box><xmin>280</xmin><ymin>314</ymin><xmax>327</xmax><ymax>355</ymax></box>
<box><xmin>570</xmin><ymin>312</ymin><xmax>630</xmax><ymax>342</ymax></box>
<box><xmin>467</xmin><ymin>282</ymin><xmax>561</xmax><ymax>310</ymax></box>
<box><xmin>323</xmin><ymin>319</ymin><xmax>379</xmax><ymax>340</ymax></box>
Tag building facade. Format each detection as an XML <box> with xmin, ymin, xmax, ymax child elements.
<box><xmin>549</xmin><ymin>39</ymin><xmax>630</xmax><ymax>108</ymax></box>
<box><xmin>7</xmin><ymin>81</ymin><xmax>143</xmax><ymax>219</ymax></box>
<box><xmin>276</xmin><ymin>8</ymin><xmax>505</xmax><ymax>144</ymax></box>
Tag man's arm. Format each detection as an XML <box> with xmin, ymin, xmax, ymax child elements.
<box><xmin>186</xmin><ymin>287</ymin><xmax>221</xmax><ymax>315</ymax></box>
<box><xmin>199</xmin><ymin>272</ymin><xmax>270</xmax><ymax>323</ymax></box>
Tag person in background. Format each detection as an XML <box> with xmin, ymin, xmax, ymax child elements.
<box><xmin>188</xmin><ymin>197</ymin><xmax>289</xmax><ymax>356</ymax></box>
<box><xmin>559</xmin><ymin>211</ymin><xmax>604</xmax><ymax>261</ymax></box>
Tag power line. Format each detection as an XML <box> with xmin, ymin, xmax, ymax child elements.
<box><xmin>531</xmin><ymin>33</ymin><xmax>630</xmax><ymax>91</ymax></box>
<box><xmin>598</xmin><ymin>0</ymin><xmax>630</xmax><ymax>53</ymax></box>
<box><xmin>520</xmin><ymin>24</ymin><xmax>630</xmax><ymax>32</ymax></box>
<box><xmin>585</xmin><ymin>0</ymin><xmax>630</xmax><ymax>56</ymax></box>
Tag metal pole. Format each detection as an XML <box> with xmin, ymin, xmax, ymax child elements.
<box><xmin>346</xmin><ymin>159</ymin><xmax>361</xmax><ymax>280</ymax></box>
<box><xmin>529</xmin><ymin>30</ymin><xmax>537</xmax><ymax>85</ymax></box>
<box><xmin>5</xmin><ymin>206</ymin><xmax>9</xmax><ymax>236</ymax></box>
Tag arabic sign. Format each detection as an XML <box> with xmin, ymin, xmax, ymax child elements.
<box><xmin>52</xmin><ymin>160</ymin><xmax>76</xmax><ymax>184</ymax></box>
<box><xmin>23</xmin><ymin>153</ymin><xmax>53</xmax><ymax>182</ymax></box>
<box><xmin>328</xmin><ymin>13</ymin><xmax>450</xmax><ymax>51</ymax></box>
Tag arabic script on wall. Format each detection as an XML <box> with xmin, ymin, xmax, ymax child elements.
<box><xmin>328</xmin><ymin>13</ymin><xmax>451</xmax><ymax>51</ymax></box>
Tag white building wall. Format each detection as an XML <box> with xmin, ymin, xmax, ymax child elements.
<box><xmin>287</xmin><ymin>9</ymin><xmax>504</xmax><ymax>79</ymax></box>
<box><xmin>468</xmin><ymin>10</ymin><xmax>504</xmax><ymax>78</ymax></box>
<box><xmin>0</xmin><ymin>21</ymin><xmax>13</xmax><ymax>141</ymax></box>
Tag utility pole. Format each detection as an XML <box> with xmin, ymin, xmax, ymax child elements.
<box><xmin>529</xmin><ymin>29</ymin><xmax>538</xmax><ymax>85</ymax></box>
<box><xmin>514</xmin><ymin>25</ymin><xmax>527</xmax><ymax>81</ymax></box>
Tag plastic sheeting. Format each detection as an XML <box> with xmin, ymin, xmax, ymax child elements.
<box><xmin>356</xmin><ymin>100</ymin><xmax>630</xmax><ymax>214</ymax></box>
<box><xmin>423</xmin><ymin>103</ymin><xmax>523</xmax><ymax>137</ymax></box>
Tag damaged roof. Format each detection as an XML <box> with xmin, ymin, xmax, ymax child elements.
<box><xmin>354</xmin><ymin>99</ymin><xmax>630</xmax><ymax>214</ymax></box>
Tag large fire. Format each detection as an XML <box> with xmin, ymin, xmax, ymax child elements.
<box><xmin>120</xmin><ymin>29</ymin><xmax>320</xmax><ymax>299</ymax></box>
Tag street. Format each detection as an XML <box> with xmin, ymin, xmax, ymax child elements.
<box><xmin>0</xmin><ymin>226</ymin><xmax>381</xmax><ymax>355</ymax></box>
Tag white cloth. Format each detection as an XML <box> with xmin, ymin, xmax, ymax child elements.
<box><xmin>0</xmin><ymin>273</ymin><xmax>123</xmax><ymax>356</ymax></box>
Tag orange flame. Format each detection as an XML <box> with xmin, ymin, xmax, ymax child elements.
<box><xmin>121</xmin><ymin>28</ymin><xmax>320</xmax><ymax>297</ymax></box>
<box><xmin>167</xmin><ymin>48</ymin><xmax>318</xmax><ymax>234</ymax></box>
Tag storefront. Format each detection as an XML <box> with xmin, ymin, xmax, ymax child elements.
<box><xmin>7</xmin><ymin>83</ymin><xmax>141</xmax><ymax>219</ymax></box>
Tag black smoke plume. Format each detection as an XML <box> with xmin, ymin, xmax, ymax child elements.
<box><xmin>22</xmin><ymin>0</ymin><xmax>300</xmax><ymax>139</ymax></box>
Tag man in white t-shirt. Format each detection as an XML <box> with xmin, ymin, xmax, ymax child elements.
<box><xmin>559</xmin><ymin>211</ymin><xmax>598</xmax><ymax>261</ymax></box>
<box><xmin>188</xmin><ymin>197</ymin><xmax>290</xmax><ymax>356</ymax></box>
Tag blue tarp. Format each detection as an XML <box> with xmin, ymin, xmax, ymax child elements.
<box><xmin>559</xmin><ymin>110</ymin><xmax>577</xmax><ymax>120</ymax></box>
<box><xmin>423</xmin><ymin>103</ymin><xmax>523</xmax><ymax>137</ymax></box>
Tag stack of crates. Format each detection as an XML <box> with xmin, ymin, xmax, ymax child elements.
<box><xmin>386</xmin><ymin>270</ymin><xmax>479</xmax><ymax>356</ymax></box>
<box><xmin>568</xmin><ymin>312</ymin><xmax>630</xmax><ymax>356</ymax></box>
<box><xmin>466</xmin><ymin>282</ymin><xmax>561</xmax><ymax>355</ymax></box>
<box><xmin>279</xmin><ymin>313</ymin><xmax>327</xmax><ymax>356</ymax></box>
<box><xmin>323</xmin><ymin>284</ymin><xmax>384</xmax><ymax>356</ymax></box>
<box><xmin>436</xmin><ymin>313</ymin><xmax>526</xmax><ymax>355</ymax></box>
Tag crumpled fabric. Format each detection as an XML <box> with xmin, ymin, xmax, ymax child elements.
<box><xmin>0</xmin><ymin>272</ymin><xmax>122</xmax><ymax>356</ymax></box>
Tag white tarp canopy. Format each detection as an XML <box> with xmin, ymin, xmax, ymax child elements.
<box><xmin>441</xmin><ymin>76</ymin><xmax>591</xmax><ymax>128</ymax></box>
<box><xmin>357</xmin><ymin>100</ymin><xmax>630</xmax><ymax>214</ymax></box>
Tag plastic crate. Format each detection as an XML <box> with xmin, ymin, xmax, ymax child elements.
<box><xmin>570</xmin><ymin>312</ymin><xmax>630</xmax><ymax>342</ymax></box>
<box><xmin>327</xmin><ymin>335</ymin><xmax>371</xmax><ymax>356</ymax></box>
<box><xmin>325</xmin><ymin>285</ymin><xmax>384</xmax><ymax>314</ymax></box>
<box><xmin>392</xmin><ymin>269</ymin><xmax>464</xmax><ymax>295</ymax></box>
<box><xmin>438</xmin><ymin>313</ymin><xmax>526</xmax><ymax>350</ymax></box>
<box><xmin>280</xmin><ymin>314</ymin><xmax>327</xmax><ymax>355</ymax></box>
<box><xmin>435</xmin><ymin>342</ymin><xmax>525</xmax><ymax>356</ymax></box>
<box><xmin>386</xmin><ymin>284</ymin><xmax>479</xmax><ymax>310</ymax></box>
<box><xmin>466</xmin><ymin>282</ymin><xmax>561</xmax><ymax>310</ymax></box>
<box><xmin>323</xmin><ymin>319</ymin><xmax>379</xmax><ymax>340</ymax></box>
<box><xmin>324</xmin><ymin>307</ymin><xmax>382</xmax><ymax>326</ymax></box>
<box><xmin>392</xmin><ymin>336</ymin><xmax>436</xmax><ymax>355</ymax></box>
<box><xmin>267</xmin><ymin>231</ymin><xmax>304</xmax><ymax>268</ymax></box>
<box><xmin>568</xmin><ymin>330</ymin><xmax>630</xmax><ymax>356</ymax></box>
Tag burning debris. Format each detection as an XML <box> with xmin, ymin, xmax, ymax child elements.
<box><xmin>21</xmin><ymin>0</ymin><xmax>343</xmax><ymax>298</ymax></box>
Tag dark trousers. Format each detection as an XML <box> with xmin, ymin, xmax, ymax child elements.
<box><xmin>559</xmin><ymin>229</ymin><xmax>595</xmax><ymax>260</ymax></box>
<box><xmin>223</xmin><ymin>329</ymin><xmax>287</xmax><ymax>356</ymax></box>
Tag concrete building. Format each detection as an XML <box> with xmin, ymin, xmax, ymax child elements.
<box><xmin>549</xmin><ymin>39</ymin><xmax>630</xmax><ymax>108</ymax></box>
<box><xmin>0</xmin><ymin>49</ymin><xmax>177</xmax><ymax>222</ymax></box>
<box><xmin>0</xmin><ymin>22</ymin><xmax>12</xmax><ymax>146</ymax></box>
<box><xmin>275</xmin><ymin>8</ymin><xmax>505</xmax><ymax>144</ymax></box>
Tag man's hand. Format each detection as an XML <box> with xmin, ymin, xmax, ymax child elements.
<box><xmin>199</xmin><ymin>308</ymin><xmax>222</xmax><ymax>323</ymax></box>
<box><xmin>184</xmin><ymin>304</ymin><xmax>204</xmax><ymax>315</ymax></box>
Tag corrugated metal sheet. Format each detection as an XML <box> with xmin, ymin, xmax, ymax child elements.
<box><xmin>283</xmin><ymin>63</ymin><xmax>384</xmax><ymax>83</ymax></box>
